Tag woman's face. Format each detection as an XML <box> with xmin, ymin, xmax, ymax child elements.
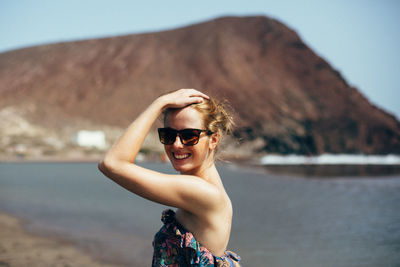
<box><xmin>164</xmin><ymin>106</ymin><xmax>213</xmax><ymax>175</ymax></box>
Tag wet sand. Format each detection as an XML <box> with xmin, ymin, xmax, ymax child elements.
<box><xmin>0</xmin><ymin>212</ymin><xmax>119</xmax><ymax>267</ymax></box>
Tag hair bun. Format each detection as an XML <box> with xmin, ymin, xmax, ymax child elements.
<box><xmin>193</xmin><ymin>98</ymin><xmax>235</xmax><ymax>136</ymax></box>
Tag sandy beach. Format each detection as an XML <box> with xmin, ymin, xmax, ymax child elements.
<box><xmin>0</xmin><ymin>212</ymin><xmax>119</xmax><ymax>267</ymax></box>
<box><xmin>1</xmin><ymin>162</ymin><xmax>400</xmax><ymax>266</ymax></box>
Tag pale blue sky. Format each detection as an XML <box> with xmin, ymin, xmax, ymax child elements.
<box><xmin>1</xmin><ymin>0</ymin><xmax>399</xmax><ymax>119</ymax></box>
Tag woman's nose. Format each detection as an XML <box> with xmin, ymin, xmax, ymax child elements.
<box><xmin>172</xmin><ymin>135</ymin><xmax>184</xmax><ymax>148</ymax></box>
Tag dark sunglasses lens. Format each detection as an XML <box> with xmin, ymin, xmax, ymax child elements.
<box><xmin>180</xmin><ymin>129</ymin><xmax>201</xmax><ymax>145</ymax></box>
<box><xmin>158</xmin><ymin>128</ymin><xmax>176</xmax><ymax>145</ymax></box>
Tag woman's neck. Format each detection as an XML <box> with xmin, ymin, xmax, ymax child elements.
<box><xmin>191</xmin><ymin>163</ymin><xmax>224</xmax><ymax>189</ymax></box>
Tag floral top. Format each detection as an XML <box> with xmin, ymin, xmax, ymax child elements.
<box><xmin>152</xmin><ymin>209</ymin><xmax>242</xmax><ymax>267</ymax></box>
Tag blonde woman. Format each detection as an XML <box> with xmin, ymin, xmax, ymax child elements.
<box><xmin>99</xmin><ymin>89</ymin><xmax>242</xmax><ymax>266</ymax></box>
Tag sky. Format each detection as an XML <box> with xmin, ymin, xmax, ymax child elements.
<box><xmin>1</xmin><ymin>0</ymin><xmax>399</xmax><ymax>119</ymax></box>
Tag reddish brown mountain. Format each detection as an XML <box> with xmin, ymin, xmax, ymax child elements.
<box><xmin>1</xmin><ymin>16</ymin><xmax>399</xmax><ymax>156</ymax></box>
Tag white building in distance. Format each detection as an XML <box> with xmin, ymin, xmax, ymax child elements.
<box><xmin>75</xmin><ymin>130</ymin><xmax>106</xmax><ymax>149</ymax></box>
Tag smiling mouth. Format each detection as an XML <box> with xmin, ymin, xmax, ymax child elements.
<box><xmin>173</xmin><ymin>153</ymin><xmax>191</xmax><ymax>160</ymax></box>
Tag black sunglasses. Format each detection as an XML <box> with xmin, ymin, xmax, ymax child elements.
<box><xmin>158</xmin><ymin>127</ymin><xmax>213</xmax><ymax>146</ymax></box>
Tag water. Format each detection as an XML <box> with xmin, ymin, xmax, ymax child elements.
<box><xmin>0</xmin><ymin>162</ymin><xmax>399</xmax><ymax>266</ymax></box>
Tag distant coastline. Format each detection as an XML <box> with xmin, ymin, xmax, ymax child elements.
<box><xmin>3</xmin><ymin>153</ymin><xmax>400</xmax><ymax>165</ymax></box>
<box><xmin>258</xmin><ymin>154</ymin><xmax>400</xmax><ymax>165</ymax></box>
<box><xmin>2</xmin><ymin>153</ymin><xmax>400</xmax><ymax>179</ymax></box>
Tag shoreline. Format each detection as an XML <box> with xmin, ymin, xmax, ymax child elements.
<box><xmin>0</xmin><ymin>211</ymin><xmax>120</xmax><ymax>267</ymax></box>
<box><xmin>2</xmin><ymin>156</ymin><xmax>400</xmax><ymax>178</ymax></box>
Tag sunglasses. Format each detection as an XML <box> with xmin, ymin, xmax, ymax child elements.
<box><xmin>158</xmin><ymin>127</ymin><xmax>213</xmax><ymax>146</ymax></box>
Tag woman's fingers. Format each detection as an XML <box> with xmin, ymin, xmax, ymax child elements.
<box><xmin>183</xmin><ymin>89</ymin><xmax>209</xmax><ymax>105</ymax></box>
<box><xmin>196</xmin><ymin>92</ymin><xmax>210</xmax><ymax>100</ymax></box>
<box><xmin>192</xmin><ymin>97</ymin><xmax>205</xmax><ymax>103</ymax></box>
<box><xmin>184</xmin><ymin>88</ymin><xmax>209</xmax><ymax>99</ymax></box>
<box><xmin>163</xmin><ymin>88</ymin><xmax>209</xmax><ymax>108</ymax></box>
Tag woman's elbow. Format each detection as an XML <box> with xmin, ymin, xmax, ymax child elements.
<box><xmin>98</xmin><ymin>157</ymin><xmax>117</xmax><ymax>176</ymax></box>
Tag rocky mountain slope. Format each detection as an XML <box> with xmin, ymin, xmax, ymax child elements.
<box><xmin>1</xmin><ymin>16</ymin><xmax>399</xmax><ymax>159</ymax></box>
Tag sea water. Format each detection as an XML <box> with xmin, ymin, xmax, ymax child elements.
<box><xmin>0</xmin><ymin>162</ymin><xmax>399</xmax><ymax>267</ymax></box>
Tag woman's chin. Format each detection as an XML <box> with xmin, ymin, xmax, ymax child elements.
<box><xmin>171</xmin><ymin>160</ymin><xmax>197</xmax><ymax>174</ymax></box>
<box><xmin>168</xmin><ymin>153</ymin><xmax>203</xmax><ymax>175</ymax></box>
<box><xmin>172</xmin><ymin>163</ymin><xmax>191</xmax><ymax>174</ymax></box>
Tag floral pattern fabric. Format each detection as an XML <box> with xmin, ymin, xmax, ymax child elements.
<box><xmin>152</xmin><ymin>209</ymin><xmax>242</xmax><ymax>267</ymax></box>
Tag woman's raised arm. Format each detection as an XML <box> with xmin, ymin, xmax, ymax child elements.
<box><xmin>97</xmin><ymin>89</ymin><xmax>220</xmax><ymax>212</ymax></box>
<box><xmin>99</xmin><ymin>89</ymin><xmax>208</xmax><ymax>165</ymax></box>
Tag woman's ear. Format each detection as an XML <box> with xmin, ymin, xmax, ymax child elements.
<box><xmin>209</xmin><ymin>132</ymin><xmax>220</xmax><ymax>151</ymax></box>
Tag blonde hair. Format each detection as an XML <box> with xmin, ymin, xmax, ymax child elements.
<box><xmin>191</xmin><ymin>98</ymin><xmax>234</xmax><ymax>137</ymax></box>
<box><xmin>163</xmin><ymin>97</ymin><xmax>235</xmax><ymax>156</ymax></box>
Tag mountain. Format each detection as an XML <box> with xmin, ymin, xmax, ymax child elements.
<box><xmin>1</xmin><ymin>16</ymin><xmax>399</xmax><ymax>158</ymax></box>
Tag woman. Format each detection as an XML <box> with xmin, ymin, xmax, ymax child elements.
<box><xmin>98</xmin><ymin>89</ymin><xmax>242</xmax><ymax>266</ymax></box>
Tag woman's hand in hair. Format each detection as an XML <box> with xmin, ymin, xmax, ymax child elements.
<box><xmin>159</xmin><ymin>88</ymin><xmax>209</xmax><ymax>110</ymax></box>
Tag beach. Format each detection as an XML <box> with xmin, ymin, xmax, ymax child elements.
<box><xmin>1</xmin><ymin>162</ymin><xmax>400</xmax><ymax>266</ymax></box>
<box><xmin>0</xmin><ymin>212</ymin><xmax>118</xmax><ymax>267</ymax></box>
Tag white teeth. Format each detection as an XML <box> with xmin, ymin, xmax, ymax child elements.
<box><xmin>174</xmin><ymin>153</ymin><xmax>190</xmax><ymax>160</ymax></box>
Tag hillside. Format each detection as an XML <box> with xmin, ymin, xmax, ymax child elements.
<box><xmin>1</xmin><ymin>16</ymin><xmax>399</xmax><ymax>159</ymax></box>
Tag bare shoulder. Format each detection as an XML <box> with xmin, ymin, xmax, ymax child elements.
<box><xmin>178</xmin><ymin>174</ymin><xmax>228</xmax><ymax>211</ymax></box>
<box><xmin>177</xmin><ymin>189</ymin><xmax>232</xmax><ymax>226</ymax></box>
